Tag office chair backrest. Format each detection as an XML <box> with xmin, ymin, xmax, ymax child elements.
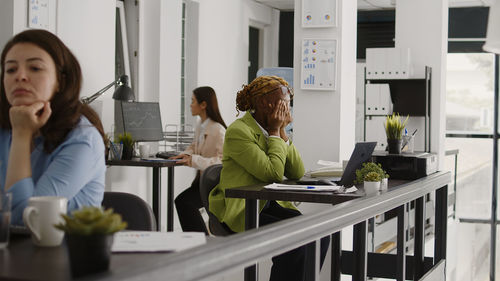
<box><xmin>102</xmin><ymin>191</ymin><xmax>157</xmax><ymax>231</ymax></box>
<box><xmin>199</xmin><ymin>164</ymin><xmax>234</xmax><ymax>236</ymax></box>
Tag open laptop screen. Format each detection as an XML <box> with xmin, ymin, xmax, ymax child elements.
<box><xmin>115</xmin><ymin>101</ymin><xmax>164</xmax><ymax>142</ymax></box>
<box><xmin>337</xmin><ymin>142</ymin><xmax>377</xmax><ymax>186</ymax></box>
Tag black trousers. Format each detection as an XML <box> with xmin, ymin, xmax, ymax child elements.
<box><xmin>259</xmin><ymin>201</ymin><xmax>330</xmax><ymax>281</ymax></box>
<box><xmin>174</xmin><ymin>172</ymin><xmax>209</xmax><ymax>234</ymax></box>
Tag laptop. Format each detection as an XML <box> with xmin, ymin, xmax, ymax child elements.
<box><xmin>298</xmin><ymin>142</ymin><xmax>377</xmax><ymax>186</ymax></box>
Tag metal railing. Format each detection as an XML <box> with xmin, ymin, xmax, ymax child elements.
<box><xmin>92</xmin><ymin>171</ymin><xmax>450</xmax><ymax>281</ymax></box>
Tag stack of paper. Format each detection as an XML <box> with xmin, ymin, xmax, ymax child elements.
<box><xmin>310</xmin><ymin>168</ymin><xmax>343</xmax><ymax>178</ymax></box>
<box><xmin>112</xmin><ymin>231</ymin><xmax>206</xmax><ymax>253</ymax></box>
<box><xmin>307</xmin><ymin>160</ymin><xmax>344</xmax><ymax>178</ymax></box>
<box><xmin>265</xmin><ymin>183</ymin><xmax>358</xmax><ymax>193</ymax></box>
<box><xmin>265</xmin><ymin>183</ymin><xmax>340</xmax><ymax>192</ymax></box>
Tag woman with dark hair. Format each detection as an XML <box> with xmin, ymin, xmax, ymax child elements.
<box><xmin>209</xmin><ymin>76</ymin><xmax>328</xmax><ymax>281</ymax></box>
<box><xmin>0</xmin><ymin>29</ymin><xmax>106</xmax><ymax>225</ymax></box>
<box><xmin>171</xmin><ymin>86</ymin><xmax>226</xmax><ymax>234</ymax></box>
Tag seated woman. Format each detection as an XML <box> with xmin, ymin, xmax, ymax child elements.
<box><xmin>171</xmin><ymin>86</ymin><xmax>226</xmax><ymax>234</ymax></box>
<box><xmin>0</xmin><ymin>29</ymin><xmax>106</xmax><ymax>225</ymax></box>
<box><xmin>209</xmin><ymin>75</ymin><xmax>328</xmax><ymax>281</ymax></box>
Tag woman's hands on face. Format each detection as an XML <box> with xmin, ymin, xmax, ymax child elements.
<box><xmin>266</xmin><ymin>99</ymin><xmax>289</xmax><ymax>137</ymax></box>
<box><xmin>9</xmin><ymin>101</ymin><xmax>51</xmax><ymax>138</ymax></box>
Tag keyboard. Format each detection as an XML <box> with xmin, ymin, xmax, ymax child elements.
<box><xmin>155</xmin><ymin>151</ymin><xmax>178</xmax><ymax>159</ymax></box>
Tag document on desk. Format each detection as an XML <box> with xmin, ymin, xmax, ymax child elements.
<box><xmin>140</xmin><ymin>157</ymin><xmax>178</xmax><ymax>162</ymax></box>
<box><xmin>265</xmin><ymin>183</ymin><xmax>340</xmax><ymax>192</ymax></box>
<box><xmin>112</xmin><ymin>231</ymin><xmax>206</xmax><ymax>253</ymax></box>
<box><xmin>265</xmin><ymin>183</ymin><xmax>358</xmax><ymax>193</ymax></box>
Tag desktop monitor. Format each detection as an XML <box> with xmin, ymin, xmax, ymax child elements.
<box><xmin>115</xmin><ymin>101</ymin><xmax>164</xmax><ymax>142</ymax></box>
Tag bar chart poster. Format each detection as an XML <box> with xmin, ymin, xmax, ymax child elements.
<box><xmin>302</xmin><ymin>0</ymin><xmax>337</xmax><ymax>27</ymax></box>
<box><xmin>301</xmin><ymin>39</ymin><xmax>336</xmax><ymax>90</ymax></box>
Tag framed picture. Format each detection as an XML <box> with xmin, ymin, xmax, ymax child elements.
<box><xmin>28</xmin><ymin>0</ymin><xmax>56</xmax><ymax>32</ymax></box>
<box><xmin>301</xmin><ymin>39</ymin><xmax>337</xmax><ymax>90</ymax></box>
<box><xmin>302</xmin><ymin>0</ymin><xmax>337</xmax><ymax>28</ymax></box>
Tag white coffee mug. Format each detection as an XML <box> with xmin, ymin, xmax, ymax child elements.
<box><xmin>23</xmin><ymin>196</ymin><xmax>68</xmax><ymax>247</ymax></box>
<box><xmin>139</xmin><ymin>144</ymin><xmax>150</xmax><ymax>158</ymax></box>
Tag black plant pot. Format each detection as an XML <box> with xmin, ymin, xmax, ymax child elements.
<box><xmin>122</xmin><ymin>145</ymin><xmax>134</xmax><ymax>160</ymax></box>
<box><xmin>387</xmin><ymin>139</ymin><xmax>402</xmax><ymax>154</ymax></box>
<box><xmin>66</xmin><ymin>234</ymin><xmax>114</xmax><ymax>278</ymax></box>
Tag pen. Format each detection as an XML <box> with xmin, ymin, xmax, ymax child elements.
<box><xmin>110</xmin><ymin>141</ymin><xmax>118</xmax><ymax>159</ymax></box>
<box><xmin>401</xmin><ymin>129</ymin><xmax>418</xmax><ymax>151</ymax></box>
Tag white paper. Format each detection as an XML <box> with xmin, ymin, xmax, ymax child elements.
<box><xmin>265</xmin><ymin>183</ymin><xmax>358</xmax><ymax>193</ymax></box>
<box><xmin>140</xmin><ymin>157</ymin><xmax>178</xmax><ymax>162</ymax></box>
<box><xmin>265</xmin><ymin>183</ymin><xmax>340</xmax><ymax>192</ymax></box>
<box><xmin>316</xmin><ymin>160</ymin><xmax>342</xmax><ymax>167</ymax></box>
<box><xmin>112</xmin><ymin>231</ymin><xmax>206</xmax><ymax>253</ymax></box>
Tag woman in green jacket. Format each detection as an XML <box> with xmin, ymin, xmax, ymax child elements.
<box><xmin>209</xmin><ymin>75</ymin><xmax>328</xmax><ymax>281</ymax></box>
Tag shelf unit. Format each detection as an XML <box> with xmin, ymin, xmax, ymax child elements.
<box><xmin>160</xmin><ymin>124</ymin><xmax>194</xmax><ymax>153</ymax></box>
<box><xmin>363</xmin><ymin>66</ymin><xmax>432</xmax><ymax>152</ymax></box>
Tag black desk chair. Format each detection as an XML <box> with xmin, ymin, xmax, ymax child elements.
<box><xmin>102</xmin><ymin>191</ymin><xmax>157</xmax><ymax>231</ymax></box>
<box><xmin>200</xmin><ymin>164</ymin><xmax>234</xmax><ymax>236</ymax></box>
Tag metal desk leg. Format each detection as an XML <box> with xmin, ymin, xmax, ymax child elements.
<box><xmin>353</xmin><ymin>221</ymin><xmax>367</xmax><ymax>281</ymax></box>
<box><xmin>397</xmin><ymin>204</ymin><xmax>408</xmax><ymax>281</ymax></box>
<box><xmin>414</xmin><ymin>197</ymin><xmax>425</xmax><ymax>280</ymax></box>
<box><xmin>244</xmin><ymin>198</ymin><xmax>259</xmax><ymax>281</ymax></box>
<box><xmin>434</xmin><ymin>185</ymin><xmax>448</xmax><ymax>263</ymax></box>
<box><xmin>305</xmin><ymin>241</ymin><xmax>318</xmax><ymax>281</ymax></box>
<box><xmin>152</xmin><ymin>167</ymin><xmax>161</xmax><ymax>231</ymax></box>
<box><xmin>331</xmin><ymin>232</ymin><xmax>341</xmax><ymax>281</ymax></box>
<box><xmin>167</xmin><ymin>167</ymin><xmax>174</xmax><ymax>232</ymax></box>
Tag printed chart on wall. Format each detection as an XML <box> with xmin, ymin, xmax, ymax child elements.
<box><xmin>301</xmin><ymin>39</ymin><xmax>337</xmax><ymax>90</ymax></box>
<box><xmin>302</xmin><ymin>0</ymin><xmax>337</xmax><ymax>27</ymax></box>
<box><xmin>28</xmin><ymin>0</ymin><xmax>50</xmax><ymax>29</ymax></box>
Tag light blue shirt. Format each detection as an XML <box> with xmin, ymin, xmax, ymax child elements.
<box><xmin>0</xmin><ymin>116</ymin><xmax>105</xmax><ymax>225</ymax></box>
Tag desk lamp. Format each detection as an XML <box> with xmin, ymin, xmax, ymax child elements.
<box><xmin>81</xmin><ymin>75</ymin><xmax>135</xmax><ymax>104</ymax></box>
<box><xmin>483</xmin><ymin>1</ymin><xmax>500</xmax><ymax>280</ymax></box>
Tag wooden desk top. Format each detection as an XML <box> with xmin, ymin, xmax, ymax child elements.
<box><xmin>106</xmin><ymin>159</ymin><xmax>181</xmax><ymax>168</ymax></box>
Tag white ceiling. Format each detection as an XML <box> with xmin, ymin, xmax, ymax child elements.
<box><xmin>255</xmin><ymin>0</ymin><xmax>495</xmax><ymax>11</ymax></box>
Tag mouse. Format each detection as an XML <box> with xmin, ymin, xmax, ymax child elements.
<box><xmin>318</xmin><ymin>179</ymin><xmax>336</xmax><ymax>185</ymax></box>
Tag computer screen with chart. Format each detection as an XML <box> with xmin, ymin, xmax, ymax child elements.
<box><xmin>115</xmin><ymin>101</ymin><xmax>164</xmax><ymax>142</ymax></box>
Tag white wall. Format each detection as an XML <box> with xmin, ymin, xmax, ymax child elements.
<box><xmin>196</xmin><ymin>0</ymin><xmax>280</xmax><ymax>127</ymax></box>
<box><xmin>293</xmin><ymin>0</ymin><xmax>357</xmax><ymax>170</ymax></box>
<box><xmin>57</xmin><ymin>0</ymin><xmax>116</xmax><ymax>132</ymax></box>
<box><xmin>395</xmin><ymin>0</ymin><xmax>448</xmax><ymax>169</ymax></box>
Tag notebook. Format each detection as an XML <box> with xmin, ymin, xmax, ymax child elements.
<box><xmin>297</xmin><ymin>142</ymin><xmax>377</xmax><ymax>186</ymax></box>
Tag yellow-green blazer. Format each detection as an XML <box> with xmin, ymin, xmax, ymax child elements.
<box><xmin>209</xmin><ymin>112</ymin><xmax>305</xmax><ymax>233</ymax></box>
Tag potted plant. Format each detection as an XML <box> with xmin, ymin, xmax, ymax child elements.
<box><xmin>54</xmin><ymin>206</ymin><xmax>127</xmax><ymax>277</ymax></box>
<box><xmin>364</xmin><ymin>171</ymin><xmax>381</xmax><ymax>195</ymax></box>
<box><xmin>117</xmin><ymin>132</ymin><xmax>135</xmax><ymax>160</ymax></box>
<box><xmin>355</xmin><ymin>162</ymin><xmax>389</xmax><ymax>185</ymax></box>
<box><xmin>384</xmin><ymin>113</ymin><xmax>409</xmax><ymax>154</ymax></box>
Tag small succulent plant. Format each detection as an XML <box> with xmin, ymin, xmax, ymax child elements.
<box><xmin>364</xmin><ymin>171</ymin><xmax>381</xmax><ymax>182</ymax></box>
<box><xmin>354</xmin><ymin>162</ymin><xmax>389</xmax><ymax>184</ymax></box>
<box><xmin>55</xmin><ymin>206</ymin><xmax>127</xmax><ymax>235</ymax></box>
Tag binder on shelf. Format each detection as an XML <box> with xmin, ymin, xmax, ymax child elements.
<box><xmin>366</xmin><ymin>47</ymin><xmax>412</xmax><ymax>79</ymax></box>
<box><xmin>365</xmin><ymin>84</ymin><xmax>392</xmax><ymax>115</ymax></box>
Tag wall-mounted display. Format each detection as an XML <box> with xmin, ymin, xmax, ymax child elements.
<box><xmin>301</xmin><ymin>39</ymin><xmax>337</xmax><ymax>90</ymax></box>
<box><xmin>302</xmin><ymin>0</ymin><xmax>337</xmax><ymax>28</ymax></box>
